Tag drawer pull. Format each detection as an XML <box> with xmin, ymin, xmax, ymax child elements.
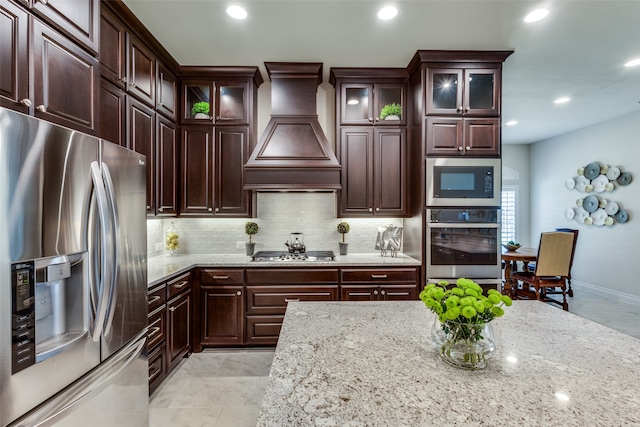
<box><xmin>149</xmin><ymin>366</ymin><xmax>162</xmax><ymax>381</ymax></box>
<box><xmin>284</xmin><ymin>298</ymin><xmax>300</xmax><ymax>303</ymax></box>
<box><xmin>147</xmin><ymin>296</ymin><xmax>161</xmax><ymax>305</ymax></box>
<box><xmin>371</xmin><ymin>274</ymin><xmax>388</xmax><ymax>279</ymax></box>
<box><xmin>173</xmin><ymin>280</ymin><xmax>189</xmax><ymax>289</ymax></box>
<box><xmin>148</xmin><ymin>326</ymin><xmax>161</xmax><ymax>339</ymax></box>
<box><xmin>213</xmin><ymin>275</ymin><xmax>229</xmax><ymax>280</ymax></box>
<box><xmin>236</xmin><ymin>291</ymin><xmax>242</xmax><ymax>296</ymax></box>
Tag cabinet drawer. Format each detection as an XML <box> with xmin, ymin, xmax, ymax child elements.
<box><xmin>245</xmin><ymin>315</ymin><xmax>284</xmax><ymax>346</ymax></box>
<box><xmin>201</xmin><ymin>269</ymin><xmax>244</xmax><ymax>285</ymax></box>
<box><xmin>246</xmin><ymin>269</ymin><xmax>339</xmax><ymax>284</ymax></box>
<box><xmin>341</xmin><ymin>268</ymin><xmax>419</xmax><ymax>284</ymax></box>
<box><xmin>147</xmin><ymin>284</ymin><xmax>166</xmax><ymax>313</ymax></box>
<box><xmin>148</xmin><ymin>343</ymin><xmax>166</xmax><ymax>394</ymax></box>
<box><xmin>147</xmin><ymin>305</ymin><xmax>166</xmax><ymax>351</ymax></box>
<box><xmin>245</xmin><ymin>285</ymin><xmax>339</xmax><ymax>315</ymax></box>
<box><xmin>168</xmin><ymin>272</ymin><xmax>191</xmax><ymax>298</ymax></box>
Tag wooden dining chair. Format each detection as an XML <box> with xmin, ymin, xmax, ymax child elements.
<box><xmin>512</xmin><ymin>231</ymin><xmax>576</xmax><ymax>311</ymax></box>
<box><xmin>526</xmin><ymin>228</ymin><xmax>579</xmax><ymax>297</ymax></box>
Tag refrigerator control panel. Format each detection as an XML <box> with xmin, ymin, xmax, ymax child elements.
<box><xmin>11</xmin><ymin>261</ymin><xmax>36</xmax><ymax>374</ymax></box>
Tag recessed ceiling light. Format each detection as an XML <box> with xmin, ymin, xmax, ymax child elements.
<box><xmin>624</xmin><ymin>58</ymin><xmax>640</xmax><ymax>67</ymax></box>
<box><xmin>554</xmin><ymin>97</ymin><xmax>570</xmax><ymax>104</ymax></box>
<box><xmin>505</xmin><ymin>120</ymin><xmax>518</xmax><ymax>126</ymax></box>
<box><xmin>524</xmin><ymin>8</ymin><xmax>549</xmax><ymax>23</ymax></box>
<box><xmin>226</xmin><ymin>5</ymin><xmax>247</xmax><ymax>20</ymax></box>
<box><xmin>378</xmin><ymin>6</ymin><xmax>398</xmax><ymax>20</ymax></box>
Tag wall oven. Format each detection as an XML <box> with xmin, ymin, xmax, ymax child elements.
<box><xmin>426</xmin><ymin>208</ymin><xmax>501</xmax><ymax>280</ymax></box>
<box><xmin>426</xmin><ymin>158</ymin><xmax>501</xmax><ymax>207</ymax></box>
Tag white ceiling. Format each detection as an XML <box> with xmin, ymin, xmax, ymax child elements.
<box><xmin>122</xmin><ymin>0</ymin><xmax>640</xmax><ymax>144</ymax></box>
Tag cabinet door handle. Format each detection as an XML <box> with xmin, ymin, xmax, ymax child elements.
<box><xmin>375</xmin><ymin>207</ymin><xmax>380</xmax><ymax>212</ymax></box>
<box><xmin>236</xmin><ymin>291</ymin><xmax>242</xmax><ymax>296</ymax></box>
<box><xmin>130</xmin><ymin>82</ymin><xmax>136</xmax><ymax>88</ymax></box>
<box><xmin>169</xmin><ymin>306</ymin><xmax>176</xmax><ymax>312</ymax></box>
<box><xmin>36</xmin><ymin>105</ymin><xmax>47</xmax><ymax>112</ymax></box>
<box><xmin>38</xmin><ymin>0</ymin><xmax>48</xmax><ymax>5</ymax></box>
<box><xmin>147</xmin><ymin>296</ymin><xmax>161</xmax><ymax>305</ymax></box>
<box><xmin>19</xmin><ymin>99</ymin><xmax>32</xmax><ymax>107</ymax></box>
<box><xmin>368</xmin><ymin>207</ymin><xmax>373</xmax><ymax>212</ymax></box>
<box><xmin>158</xmin><ymin>207</ymin><xmax>164</xmax><ymax>212</ymax></box>
<box><xmin>381</xmin><ymin>290</ymin><xmax>386</xmax><ymax>295</ymax></box>
<box><xmin>457</xmin><ymin>146</ymin><xmax>464</xmax><ymax>151</ymax></box>
<box><xmin>214</xmin><ymin>207</ymin><xmax>220</xmax><ymax>212</ymax></box>
<box><xmin>375</xmin><ymin>117</ymin><xmax>380</xmax><ymax>122</ymax></box>
<box><xmin>148</xmin><ymin>326</ymin><xmax>161</xmax><ymax>339</ymax></box>
<box><xmin>284</xmin><ymin>298</ymin><xmax>300</xmax><ymax>303</ymax></box>
<box><xmin>371</xmin><ymin>274</ymin><xmax>388</xmax><ymax>279</ymax></box>
<box><xmin>158</xmin><ymin>102</ymin><xmax>163</xmax><ymax>107</ymax></box>
<box><xmin>173</xmin><ymin>280</ymin><xmax>189</xmax><ymax>289</ymax></box>
<box><xmin>456</xmin><ymin>106</ymin><xmax>463</xmax><ymax>113</ymax></box>
<box><xmin>374</xmin><ymin>290</ymin><xmax>379</xmax><ymax>295</ymax></box>
<box><xmin>216</xmin><ymin>116</ymin><xmax>221</xmax><ymax>120</ymax></box>
<box><xmin>149</xmin><ymin>366</ymin><xmax>162</xmax><ymax>381</ymax></box>
<box><xmin>465</xmin><ymin>106</ymin><xmax>470</xmax><ymax>112</ymax></box>
<box><xmin>212</xmin><ymin>275</ymin><xmax>229</xmax><ymax>280</ymax></box>
<box><xmin>465</xmin><ymin>146</ymin><xmax>471</xmax><ymax>151</ymax></box>
<box><xmin>121</xmin><ymin>77</ymin><xmax>128</xmax><ymax>84</ymax></box>
<box><xmin>208</xmin><ymin>208</ymin><xmax>213</xmax><ymax>212</ymax></box>
<box><xmin>368</xmin><ymin>117</ymin><xmax>373</xmax><ymax>122</ymax></box>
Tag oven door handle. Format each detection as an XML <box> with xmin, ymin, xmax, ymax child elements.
<box><xmin>427</xmin><ymin>223</ymin><xmax>499</xmax><ymax>229</ymax></box>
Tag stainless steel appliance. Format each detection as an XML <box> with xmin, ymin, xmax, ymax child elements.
<box><xmin>0</xmin><ymin>108</ymin><xmax>148</xmax><ymax>426</ymax></box>
<box><xmin>252</xmin><ymin>251</ymin><xmax>336</xmax><ymax>262</ymax></box>
<box><xmin>426</xmin><ymin>158</ymin><xmax>501</xmax><ymax>207</ymax></box>
<box><xmin>426</xmin><ymin>208</ymin><xmax>501</xmax><ymax>281</ymax></box>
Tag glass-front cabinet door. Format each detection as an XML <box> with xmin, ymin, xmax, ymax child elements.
<box><xmin>183</xmin><ymin>81</ymin><xmax>214</xmax><ymax>123</ymax></box>
<box><xmin>182</xmin><ymin>80</ymin><xmax>249</xmax><ymax>125</ymax></box>
<box><xmin>215</xmin><ymin>81</ymin><xmax>248</xmax><ymax>125</ymax></box>
<box><xmin>340</xmin><ymin>83</ymin><xmax>404</xmax><ymax>125</ymax></box>
<box><xmin>426</xmin><ymin>68</ymin><xmax>499</xmax><ymax>116</ymax></box>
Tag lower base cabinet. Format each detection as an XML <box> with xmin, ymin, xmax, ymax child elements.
<box><xmin>199</xmin><ymin>269</ymin><xmax>245</xmax><ymax>347</ymax></box>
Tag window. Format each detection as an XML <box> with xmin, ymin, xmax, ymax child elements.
<box><xmin>501</xmin><ymin>186</ymin><xmax>518</xmax><ymax>244</ymax></box>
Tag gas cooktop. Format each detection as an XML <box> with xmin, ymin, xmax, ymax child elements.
<box><xmin>252</xmin><ymin>251</ymin><xmax>336</xmax><ymax>262</ymax></box>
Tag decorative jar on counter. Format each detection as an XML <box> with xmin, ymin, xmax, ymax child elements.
<box><xmin>165</xmin><ymin>222</ymin><xmax>180</xmax><ymax>256</ymax></box>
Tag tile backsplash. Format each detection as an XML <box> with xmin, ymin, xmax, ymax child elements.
<box><xmin>147</xmin><ymin>193</ymin><xmax>403</xmax><ymax>257</ymax></box>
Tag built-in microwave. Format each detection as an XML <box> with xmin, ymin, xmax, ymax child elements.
<box><xmin>426</xmin><ymin>158</ymin><xmax>501</xmax><ymax>207</ymax></box>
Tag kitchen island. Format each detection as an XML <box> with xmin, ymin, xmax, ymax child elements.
<box><xmin>257</xmin><ymin>300</ymin><xmax>640</xmax><ymax>426</ymax></box>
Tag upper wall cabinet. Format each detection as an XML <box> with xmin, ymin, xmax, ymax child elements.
<box><xmin>181</xmin><ymin>79</ymin><xmax>250</xmax><ymax>125</ymax></box>
<box><xmin>426</xmin><ymin>67</ymin><xmax>501</xmax><ymax>117</ymax></box>
<box><xmin>28</xmin><ymin>0</ymin><xmax>99</xmax><ymax>54</ymax></box>
<box><xmin>0</xmin><ymin>0</ymin><xmax>29</xmax><ymax>113</ymax></box>
<box><xmin>330</xmin><ymin>69</ymin><xmax>408</xmax><ymax>126</ymax></box>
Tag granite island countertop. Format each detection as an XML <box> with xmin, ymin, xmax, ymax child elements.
<box><xmin>146</xmin><ymin>253</ymin><xmax>421</xmax><ymax>287</ymax></box>
<box><xmin>257</xmin><ymin>300</ymin><xmax>640</xmax><ymax>426</ymax></box>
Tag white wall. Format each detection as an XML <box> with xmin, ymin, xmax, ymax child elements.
<box><xmin>502</xmin><ymin>144</ymin><xmax>532</xmax><ymax>247</ymax></box>
<box><xmin>529</xmin><ymin>110</ymin><xmax>640</xmax><ymax>297</ymax></box>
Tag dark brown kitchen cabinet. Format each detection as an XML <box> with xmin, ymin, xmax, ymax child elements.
<box><xmin>340</xmin><ymin>267</ymin><xmax>419</xmax><ymax>301</ymax></box>
<box><xmin>29</xmin><ymin>0</ymin><xmax>98</xmax><ymax>54</ymax></box>
<box><xmin>181</xmin><ymin>79</ymin><xmax>250</xmax><ymax>125</ymax></box>
<box><xmin>146</xmin><ymin>282</ymin><xmax>167</xmax><ymax>395</ymax></box>
<box><xmin>99</xmin><ymin>4</ymin><xmax>126</xmax><ymax>88</ymax></box>
<box><xmin>127</xmin><ymin>96</ymin><xmax>155</xmax><ymax>213</ymax></box>
<box><xmin>339</xmin><ymin>127</ymin><xmax>406</xmax><ymax>216</ymax></box>
<box><xmin>199</xmin><ymin>269</ymin><xmax>245</xmax><ymax>347</ymax></box>
<box><xmin>180</xmin><ymin>125</ymin><xmax>250</xmax><ymax>217</ymax></box>
<box><xmin>99</xmin><ymin>79</ymin><xmax>126</xmax><ymax>146</ymax></box>
<box><xmin>166</xmin><ymin>272</ymin><xmax>191</xmax><ymax>372</ymax></box>
<box><xmin>245</xmin><ymin>268</ymin><xmax>339</xmax><ymax>345</ymax></box>
<box><xmin>426</xmin><ymin>67</ymin><xmax>501</xmax><ymax>117</ymax></box>
<box><xmin>337</xmin><ymin>83</ymin><xmax>406</xmax><ymax>126</ymax></box>
<box><xmin>127</xmin><ymin>34</ymin><xmax>155</xmax><ymax>107</ymax></box>
<box><xmin>32</xmin><ymin>18</ymin><xmax>99</xmax><ymax>135</ymax></box>
<box><xmin>156</xmin><ymin>62</ymin><xmax>177</xmax><ymax>120</ymax></box>
<box><xmin>425</xmin><ymin>117</ymin><xmax>500</xmax><ymax>156</ymax></box>
<box><xmin>155</xmin><ymin>114</ymin><xmax>177</xmax><ymax>216</ymax></box>
<box><xmin>0</xmin><ymin>0</ymin><xmax>29</xmax><ymax>114</ymax></box>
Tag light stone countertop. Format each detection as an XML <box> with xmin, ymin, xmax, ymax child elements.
<box><xmin>146</xmin><ymin>253</ymin><xmax>421</xmax><ymax>287</ymax></box>
<box><xmin>257</xmin><ymin>300</ymin><xmax>640</xmax><ymax>426</ymax></box>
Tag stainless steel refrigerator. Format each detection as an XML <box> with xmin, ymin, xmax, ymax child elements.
<box><xmin>0</xmin><ymin>107</ymin><xmax>149</xmax><ymax>426</ymax></box>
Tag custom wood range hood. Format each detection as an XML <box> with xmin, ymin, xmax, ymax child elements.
<box><xmin>244</xmin><ymin>62</ymin><xmax>341</xmax><ymax>190</ymax></box>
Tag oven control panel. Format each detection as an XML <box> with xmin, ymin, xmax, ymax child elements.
<box><xmin>11</xmin><ymin>261</ymin><xmax>36</xmax><ymax>373</ymax></box>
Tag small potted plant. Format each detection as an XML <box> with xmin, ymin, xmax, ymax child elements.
<box><xmin>337</xmin><ymin>221</ymin><xmax>350</xmax><ymax>255</ymax></box>
<box><xmin>379</xmin><ymin>102</ymin><xmax>402</xmax><ymax>120</ymax></box>
<box><xmin>191</xmin><ymin>101</ymin><xmax>210</xmax><ymax>119</ymax></box>
<box><xmin>245</xmin><ymin>221</ymin><xmax>259</xmax><ymax>255</ymax></box>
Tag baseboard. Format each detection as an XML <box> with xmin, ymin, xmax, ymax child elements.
<box><xmin>572</xmin><ymin>281</ymin><xmax>640</xmax><ymax>307</ymax></box>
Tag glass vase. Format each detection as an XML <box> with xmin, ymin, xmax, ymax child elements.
<box><xmin>431</xmin><ymin>317</ymin><xmax>496</xmax><ymax>370</ymax></box>
<box><xmin>165</xmin><ymin>222</ymin><xmax>180</xmax><ymax>256</ymax></box>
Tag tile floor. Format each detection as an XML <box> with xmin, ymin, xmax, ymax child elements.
<box><xmin>149</xmin><ymin>283</ymin><xmax>639</xmax><ymax>426</ymax></box>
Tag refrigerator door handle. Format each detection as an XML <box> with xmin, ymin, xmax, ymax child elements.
<box><xmin>100</xmin><ymin>163</ymin><xmax>119</xmax><ymax>336</ymax></box>
<box><xmin>10</xmin><ymin>332</ymin><xmax>148</xmax><ymax>427</ymax></box>
<box><xmin>89</xmin><ymin>161</ymin><xmax>114</xmax><ymax>342</ymax></box>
